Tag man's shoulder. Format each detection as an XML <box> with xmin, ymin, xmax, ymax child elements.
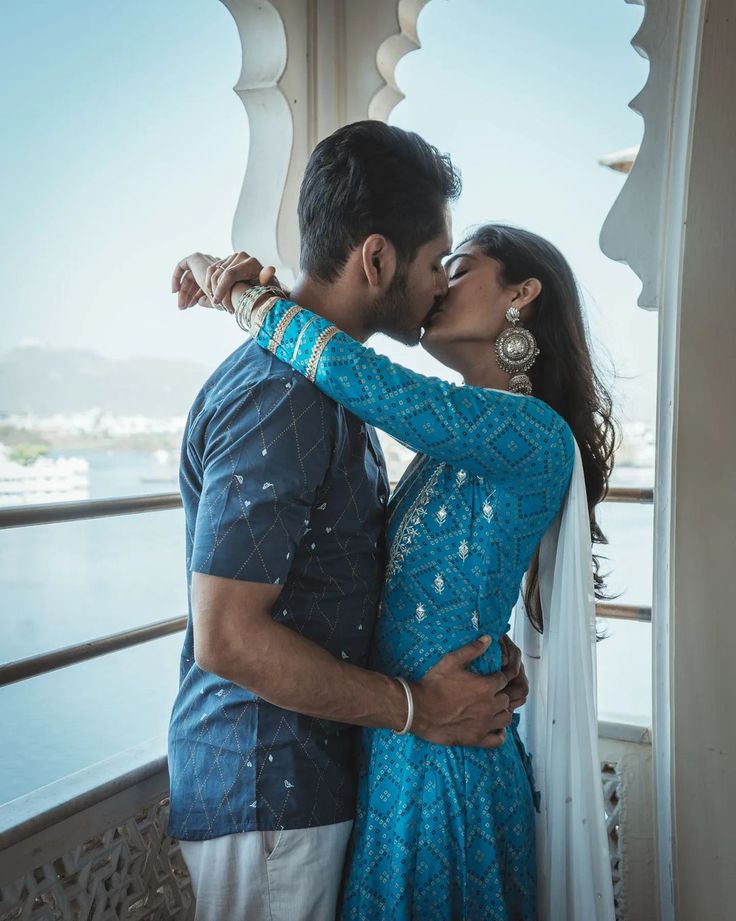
<box><xmin>191</xmin><ymin>341</ymin><xmax>340</xmax><ymax>427</ymax></box>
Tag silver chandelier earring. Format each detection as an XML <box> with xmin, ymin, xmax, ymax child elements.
<box><xmin>494</xmin><ymin>304</ymin><xmax>540</xmax><ymax>395</ymax></box>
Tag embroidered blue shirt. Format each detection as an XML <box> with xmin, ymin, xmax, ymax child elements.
<box><xmin>167</xmin><ymin>340</ymin><xmax>388</xmax><ymax>840</ymax></box>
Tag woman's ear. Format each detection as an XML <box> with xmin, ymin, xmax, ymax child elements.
<box><xmin>361</xmin><ymin>234</ymin><xmax>397</xmax><ymax>289</ymax></box>
<box><xmin>514</xmin><ymin>277</ymin><xmax>542</xmax><ymax>309</ymax></box>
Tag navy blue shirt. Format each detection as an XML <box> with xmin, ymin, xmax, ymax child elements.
<box><xmin>168</xmin><ymin>341</ymin><xmax>388</xmax><ymax>840</ymax></box>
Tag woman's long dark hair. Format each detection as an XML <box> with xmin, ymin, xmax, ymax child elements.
<box><xmin>464</xmin><ymin>224</ymin><xmax>617</xmax><ymax>632</ymax></box>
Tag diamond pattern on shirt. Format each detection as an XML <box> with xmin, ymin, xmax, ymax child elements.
<box><xmin>168</xmin><ymin>342</ymin><xmax>388</xmax><ymax>840</ymax></box>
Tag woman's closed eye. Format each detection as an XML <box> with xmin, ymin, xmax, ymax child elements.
<box><xmin>449</xmin><ymin>269</ymin><xmax>467</xmax><ymax>282</ymax></box>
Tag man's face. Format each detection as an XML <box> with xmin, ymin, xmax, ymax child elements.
<box><xmin>370</xmin><ymin>213</ymin><xmax>452</xmax><ymax>346</ymax></box>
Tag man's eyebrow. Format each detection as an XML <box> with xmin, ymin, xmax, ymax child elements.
<box><xmin>444</xmin><ymin>252</ymin><xmax>476</xmax><ymax>268</ymax></box>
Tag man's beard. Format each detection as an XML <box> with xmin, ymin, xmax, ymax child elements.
<box><xmin>368</xmin><ymin>263</ymin><xmax>421</xmax><ymax>346</ymax></box>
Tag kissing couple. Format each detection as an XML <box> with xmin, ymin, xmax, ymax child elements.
<box><xmin>167</xmin><ymin>121</ymin><xmax>616</xmax><ymax>921</ymax></box>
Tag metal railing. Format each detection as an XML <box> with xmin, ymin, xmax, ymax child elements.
<box><xmin>0</xmin><ymin>492</ymin><xmax>183</xmax><ymax>529</ymax></box>
<box><xmin>0</xmin><ymin>484</ymin><xmax>654</xmax><ymax>688</ymax></box>
<box><xmin>0</xmin><ymin>485</ymin><xmax>654</xmax><ymax>531</ymax></box>
<box><xmin>0</xmin><ymin>616</ymin><xmax>187</xmax><ymax>688</ymax></box>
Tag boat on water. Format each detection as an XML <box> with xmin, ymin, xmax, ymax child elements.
<box><xmin>0</xmin><ymin>446</ymin><xmax>89</xmax><ymax>507</ymax></box>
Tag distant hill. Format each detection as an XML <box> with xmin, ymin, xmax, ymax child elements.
<box><xmin>0</xmin><ymin>346</ymin><xmax>211</xmax><ymax>416</ymax></box>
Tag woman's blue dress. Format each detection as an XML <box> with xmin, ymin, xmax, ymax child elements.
<box><xmin>251</xmin><ymin>298</ymin><xmax>575</xmax><ymax>921</ymax></box>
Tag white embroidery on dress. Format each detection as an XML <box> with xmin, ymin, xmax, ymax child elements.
<box><xmin>415</xmin><ymin>603</ymin><xmax>427</xmax><ymax>622</ymax></box>
<box><xmin>458</xmin><ymin>540</ymin><xmax>470</xmax><ymax>562</ymax></box>
<box><xmin>482</xmin><ymin>500</ymin><xmax>493</xmax><ymax>522</ymax></box>
<box><xmin>471</xmin><ymin>611</ymin><xmax>480</xmax><ymax>630</ymax></box>
<box><xmin>456</xmin><ymin>469</ymin><xmax>468</xmax><ymax>487</ymax></box>
<box><xmin>433</xmin><ymin>573</ymin><xmax>446</xmax><ymax>594</ymax></box>
<box><xmin>387</xmin><ymin>463</ymin><xmax>445</xmax><ymax>578</ymax></box>
<box><xmin>435</xmin><ymin>504</ymin><xmax>448</xmax><ymax>526</ymax></box>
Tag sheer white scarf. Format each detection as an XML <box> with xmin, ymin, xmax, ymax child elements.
<box><xmin>511</xmin><ymin>443</ymin><xmax>616</xmax><ymax>921</ymax></box>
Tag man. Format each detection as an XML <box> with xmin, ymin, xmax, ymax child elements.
<box><xmin>168</xmin><ymin>121</ymin><xmax>526</xmax><ymax>921</ymax></box>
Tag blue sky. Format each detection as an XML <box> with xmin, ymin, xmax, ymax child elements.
<box><xmin>0</xmin><ymin>0</ymin><xmax>653</xmax><ymax>421</ymax></box>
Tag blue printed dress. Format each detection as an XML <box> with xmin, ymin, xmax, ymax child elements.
<box><xmin>249</xmin><ymin>298</ymin><xmax>575</xmax><ymax>921</ymax></box>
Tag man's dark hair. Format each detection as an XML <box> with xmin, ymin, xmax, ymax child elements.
<box><xmin>298</xmin><ymin>121</ymin><xmax>461</xmax><ymax>282</ymax></box>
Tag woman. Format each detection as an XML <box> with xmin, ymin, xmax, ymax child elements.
<box><xmin>186</xmin><ymin>224</ymin><xmax>615</xmax><ymax>921</ymax></box>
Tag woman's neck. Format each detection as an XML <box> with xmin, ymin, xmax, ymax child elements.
<box><xmin>440</xmin><ymin>342</ymin><xmax>511</xmax><ymax>391</ymax></box>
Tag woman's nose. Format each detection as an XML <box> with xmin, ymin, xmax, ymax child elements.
<box><xmin>437</xmin><ymin>267</ymin><xmax>449</xmax><ymax>298</ymax></box>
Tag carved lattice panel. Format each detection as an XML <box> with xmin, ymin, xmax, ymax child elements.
<box><xmin>1</xmin><ymin>769</ymin><xmax>629</xmax><ymax>920</ymax></box>
<box><xmin>0</xmin><ymin>796</ymin><xmax>193</xmax><ymax>921</ymax></box>
<box><xmin>602</xmin><ymin>760</ymin><xmax>624</xmax><ymax>921</ymax></box>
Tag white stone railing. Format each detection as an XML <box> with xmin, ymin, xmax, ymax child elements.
<box><xmin>0</xmin><ymin>725</ymin><xmax>654</xmax><ymax>921</ymax></box>
<box><xmin>0</xmin><ymin>739</ymin><xmax>193</xmax><ymax>921</ymax></box>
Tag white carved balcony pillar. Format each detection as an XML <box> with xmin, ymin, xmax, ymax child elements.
<box><xmin>600</xmin><ymin>1</ymin><xmax>736</xmax><ymax>919</ymax></box>
<box><xmin>219</xmin><ymin>0</ymin><xmax>428</xmax><ymax>279</ymax></box>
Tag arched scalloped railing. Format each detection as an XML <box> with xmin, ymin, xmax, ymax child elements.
<box><xmin>220</xmin><ymin>0</ymin><xmax>434</xmax><ymax>276</ymax></box>
<box><xmin>599</xmin><ymin>0</ymin><xmax>663</xmax><ymax>311</ymax></box>
<box><xmin>599</xmin><ymin>0</ymin><xmax>704</xmax><ymax>313</ymax></box>
<box><xmin>219</xmin><ymin>0</ymin><xmax>293</xmax><ymax>272</ymax></box>
<box><xmin>370</xmin><ymin>0</ymin><xmax>430</xmax><ymax>121</ymax></box>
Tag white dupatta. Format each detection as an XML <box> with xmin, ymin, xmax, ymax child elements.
<box><xmin>511</xmin><ymin>443</ymin><xmax>616</xmax><ymax>921</ymax></box>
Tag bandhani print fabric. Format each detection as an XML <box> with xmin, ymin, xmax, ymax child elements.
<box><xmin>251</xmin><ymin>299</ymin><xmax>575</xmax><ymax>920</ymax></box>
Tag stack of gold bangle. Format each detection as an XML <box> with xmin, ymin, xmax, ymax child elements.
<box><xmin>235</xmin><ymin>285</ymin><xmax>286</xmax><ymax>334</ymax></box>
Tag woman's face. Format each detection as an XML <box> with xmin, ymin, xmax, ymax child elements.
<box><xmin>421</xmin><ymin>242</ymin><xmax>540</xmax><ymax>369</ymax></box>
<box><xmin>421</xmin><ymin>244</ymin><xmax>512</xmax><ymax>357</ymax></box>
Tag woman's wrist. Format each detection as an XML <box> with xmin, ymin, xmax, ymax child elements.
<box><xmin>234</xmin><ymin>284</ymin><xmax>286</xmax><ymax>334</ymax></box>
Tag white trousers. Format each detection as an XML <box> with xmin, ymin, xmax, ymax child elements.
<box><xmin>179</xmin><ymin>821</ymin><xmax>353</xmax><ymax>921</ymax></box>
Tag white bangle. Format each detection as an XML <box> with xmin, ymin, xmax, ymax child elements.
<box><xmin>235</xmin><ymin>285</ymin><xmax>285</xmax><ymax>333</ymax></box>
<box><xmin>394</xmin><ymin>677</ymin><xmax>414</xmax><ymax>735</ymax></box>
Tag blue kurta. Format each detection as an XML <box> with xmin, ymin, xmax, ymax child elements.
<box><xmin>251</xmin><ymin>298</ymin><xmax>575</xmax><ymax>920</ymax></box>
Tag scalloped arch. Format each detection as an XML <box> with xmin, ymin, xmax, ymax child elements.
<box><xmin>370</xmin><ymin>0</ymin><xmax>430</xmax><ymax>121</ymax></box>
<box><xmin>220</xmin><ymin>0</ymin><xmax>434</xmax><ymax>276</ymax></box>
<box><xmin>599</xmin><ymin>0</ymin><xmax>705</xmax><ymax>312</ymax></box>
<box><xmin>219</xmin><ymin>0</ymin><xmax>293</xmax><ymax>269</ymax></box>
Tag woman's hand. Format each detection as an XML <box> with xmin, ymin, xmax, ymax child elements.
<box><xmin>500</xmin><ymin>634</ymin><xmax>529</xmax><ymax>712</ymax></box>
<box><xmin>209</xmin><ymin>253</ymin><xmax>282</xmax><ymax>312</ymax></box>
<box><xmin>172</xmin><ymin>253</ymin><xmax>220</xmax><ymax>310</ymax></box>
<box><xmin>172</xmin><ymin>251</ymin><xmax>283</xmax><ymax>313</ymax></box>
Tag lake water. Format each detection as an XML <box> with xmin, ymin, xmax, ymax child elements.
<box><xmin>0</xmin><ymin>450</ymin><xmax>654</xmax><ymax>805</ymax></box>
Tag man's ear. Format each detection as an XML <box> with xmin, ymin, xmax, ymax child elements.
<box><xmin>361</xmin><ymin>234</ymin><xmax>397</xmax><ymax>289</ymax></box>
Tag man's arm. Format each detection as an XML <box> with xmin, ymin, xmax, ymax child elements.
<box><xmin>193</xmin><ymin>572</ymin><xmax>513</xmax><ymax>749</ymax></box>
